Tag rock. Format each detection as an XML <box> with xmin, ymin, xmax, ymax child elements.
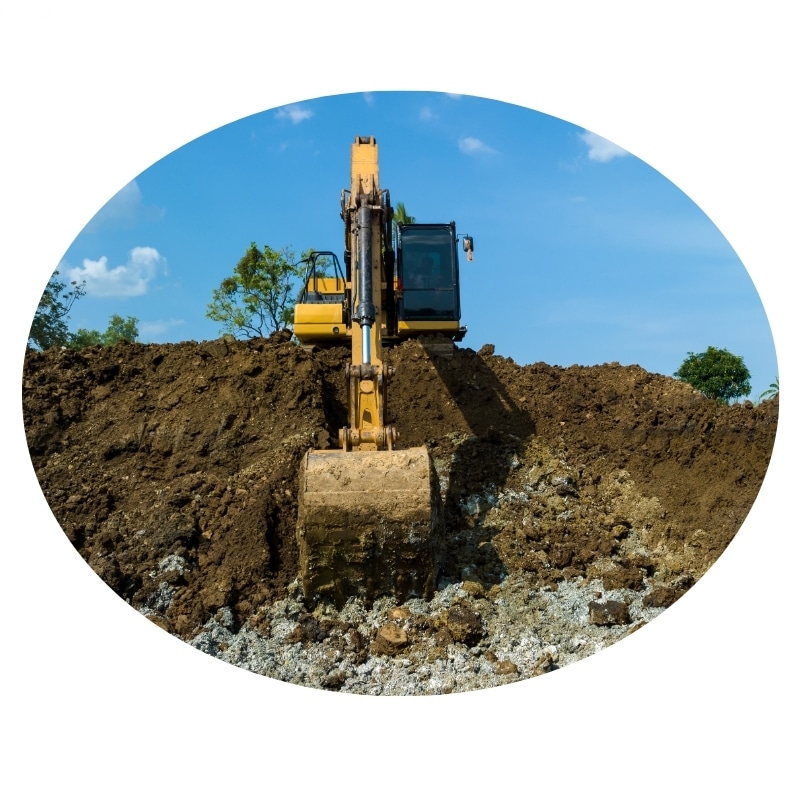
<box><xmin>321</xmin><ymin>670</ymin><xmax>346</xmax><ymax>690</ymax></box>
<box><xmin>495</xmin><ymin>659</ymin><xmax>518</xmax><ymax>675</ymax></box>
<box><xmin>370</xmin><ymin>624</ymin><xmax>409</xmax><ymax>656</ymax></box>
<box><xmin>588</xmin><ymin>599</ymin><xmax>631</xmax><ymax>626</ymax></box>
<box><xmin>602</xmin><ymin>563</ymin><xmax>645</xmax><ymax>591</ymax></box>
<box><xmin>286</xmin><ymin>613</ymin><xmax>329</xmax><ymax>644</ymax></box>
<box><xmin>200</xmin><ymin>340</ymin><xmax>229</xmax><ymax>358</ymax></box>
<box><xmin>643</xmin><ymin>585</ymin><xmax>686</xmax><ymax>608</ymax></box>
<box><xmin>461</xmin><ymin>580</ymin><xmax>485</xmax><ymax>598</ymax></box>
<box><xmin>532</xmin><ymin>647</ymin><xmax>559</xmax><ymax>676</ymax></box>
<box><xmin>438</xmin><ymin>605</ymin><xmax>484</xmax><ymax>646</ymax></box>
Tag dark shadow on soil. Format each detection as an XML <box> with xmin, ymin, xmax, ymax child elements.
<box><xmin>420</xmin><ymin>342</ymin><xmax>537</xmax><ymax>590</ymax></box>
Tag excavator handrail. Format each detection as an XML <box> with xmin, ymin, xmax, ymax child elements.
<box><xmin>298</xmin><ymin>250</ymin><xmax>346</xmax><ymax>302</ymax></box>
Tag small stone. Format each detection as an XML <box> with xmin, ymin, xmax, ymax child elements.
<box><xmin>643</xmin><ymin>586</ymin><xmax>685</xmax><ymax>608</ymax></box>
<box><xmin>461</xmin><ymin>580</ymin><xmax>485</xmax><ymax>598</ymax></box>
<box><xmin>200</xmin><ymin>340</ymin><xmax>229</xmax><ymax>358</ymax></box>
<box><xmin>588</xmin><ymin>599</ymin><xmax>631</xmax><ymax>626</ymax></box>
<box><xmin>321</xmin><ymin>670</ymin><xmax>346</xmax><ymax>690</ymax></box>
<box><xmin>602</xmin><ymin>563</ymin><xmax>645</xmax><ymax>591</ymax></box>
<box><xmin>442</xmin><ymin>605</ymin><xmax>483</xmax><ymax>646</ymax></box>
<box><xmin>532</xmin><ymin>648</ymin><xmax>559</xmax><ymax>675</ymax></box>
<box><xmin>495</xmin><ymin>659</ymin><xmax>518</xmax><ymax>675</ymax></box>
<box><xmin>370</xmin><ymin>623</ymin><xmax>409</xmax><ymax>656</ymax></box>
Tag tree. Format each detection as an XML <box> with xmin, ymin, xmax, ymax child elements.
<box><xmin>103</xmin><ymin>314</ymin><xmax>140</xmax><ymax>344</ymax></box>
<box><xmin>674</xmin><ymin>346</ymin><xmax>752</xmax><ymax>404</ymax></box>
<box><xmin>206</xmin><ymin>243</ymin><xmax>304</xmax><ymax>338</ymax></box>
<box><xmin>392</xmin><ymin>202</ymin><xmax>415</xmax><ymax>248</ymax></box>
<box><xmin>70</xmin><ymin>315</ymin><xmax>140</xmax><ymax>349</ymax></box>
<box><xmin>299</xmin><ymin>248</ymin><xmax>336</xmax><ymax>279</ymax></box>
<box><xmin>29</xmin><ymin>270</ymin><xmax>86</xmax><ymax>350</ymax></box>
<box><xmin>759</xmin><ymin>376</ymin><xmax>779</xmax><ymax>401</ymax></box>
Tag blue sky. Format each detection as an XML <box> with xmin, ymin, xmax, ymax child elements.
<box><xmin>55</xmin><ymin>91</ymin><xmax>777</xmax><ymax>400</ymax></box>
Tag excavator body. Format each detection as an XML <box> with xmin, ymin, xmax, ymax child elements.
<box><xmin>294</xmin><ymin>136</ymin><xmax>471</xmax><ymax>607</ymax></box>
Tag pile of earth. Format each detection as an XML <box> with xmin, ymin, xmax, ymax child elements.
<box><xmin>22</xmin><ymin>333</ymin><xmax>778</xmax><ymax>694</ymax></box>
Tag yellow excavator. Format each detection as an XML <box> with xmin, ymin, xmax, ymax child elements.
<box><xmin>294</xmin><ymin>136</ymin><xmax>473</xmax><ymax>608</ymax></box>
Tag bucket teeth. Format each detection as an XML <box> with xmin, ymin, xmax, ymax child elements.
<box><xmin>296</xmin><ymin>446</ymin><xmax>443</xmax><ymax>607</ymax></box>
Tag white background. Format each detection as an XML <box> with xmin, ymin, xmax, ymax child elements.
<box><xmin>2</xmin><ymin>3</ymin><xmax>796</xmax><ymax>796</ymax></box>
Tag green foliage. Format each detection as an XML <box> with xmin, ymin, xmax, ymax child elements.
<box><xmin>29</xmin><ymin>271</ymin><xmax>86</xmax><ymax>350</ymax></box>
<box><xmin>70</xmin><ymin>315</ymin><xmax>139</xmax><ymax>349</ymax></box>
<box><xmin>300</xmin><ymin>248</ymin><xmax>336</xmax><ymax>279</ymax></box>
<box><xmin>674</xmin><ymin>346</ymin><xmax>752</xmax><ymax>404</ymax></box>
<box><xmin>69</xmin><ymin>328</ymin><xmax>103</xmax><ymax>349</ymax></box>
<box><xmin>207</xmin><ymin>243</ymin><xmax>304</xmax><ymax>338</ymax></box>
<box><xmin>104</xmin><ymin>314</ymin><xmax>140</xmax><ymax>344</ymax></box>
<box><xmin>759</xmin><ymin>376</ymin><xmax>779</xmax><ymax>401</ymax></box>
<box><xmin>393</xmin><ymin>202</ymin><xmax>415</xmax><ymax>226</ymax></box>
<box><xmin>392</xmin><ymin>202</ymin><xmax>415</xmax><ymax>248</ymax></box>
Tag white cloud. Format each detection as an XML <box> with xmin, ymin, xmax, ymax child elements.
<box><xmin>419</xmin><ymin>106</ymin><xmax>434</xmax><ymax>121</ymax></box>
<box><xmin>458</xmin><ymin>136</ymin><xmax>496</xmax><ymax>155</ymax></box>
<box><xmin>274</xmin><ymin>103</ymin><xmax>313</xmax><ymax>124</ymax></box>
<box><xmin>362</xmin><ymin>93</ymin><xmax>376</xmax><ymax>106</ymax></box>
<box><xmin>579</xmin><ymin>130</ymin><xmax>629</xmax><ymax>162</ymax></box>
<box><xmin>66</xmin><ymin>246</ymin><xmax>167</xmax><ymax>298</ymax></box>
<box><xmin>139</xmin><ymin>318</ymin><xmax>185</xmax><ymax>341</ymax></box>
<box><xmin>84</xmin><ymin>180</ymin><xmax>164</xmax><ymax>232</ymax></box>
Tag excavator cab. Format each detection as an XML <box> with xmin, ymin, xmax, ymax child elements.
<box><xmin>396</xmin><ymin>222</ymin><xmax>467</xmax><ymax>342</ymax></box>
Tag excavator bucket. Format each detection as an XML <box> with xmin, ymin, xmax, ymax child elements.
<box><xmin>296</xmin><ymin>446</ymin><xmax>443</xmax><ymax>608</ymax></box>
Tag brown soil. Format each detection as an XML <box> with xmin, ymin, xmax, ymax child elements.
<box><xmin>22</xmin><ymin>333</ymin><xmax>777</xmax><ymax>650</ymax></box>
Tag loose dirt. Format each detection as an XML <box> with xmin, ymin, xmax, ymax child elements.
<box><xmin>22</xmin><ymin>333</ymin><xmax>778</xmax><ymax>693</ymax></box>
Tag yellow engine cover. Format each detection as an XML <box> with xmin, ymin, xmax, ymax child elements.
<box><xmin>294</xmin><ymin>285</ymin><xmax>347</xmax><ymax>342</ymax></box>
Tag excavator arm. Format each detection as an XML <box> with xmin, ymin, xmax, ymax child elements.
<box><xmin>339</xmin><ymin>137</ymin><xmax>396</xmax><ymax>451</ymax></box>
<box><xmin>296</xmin><ymin>136</ymin><xmax>443</xmax><ymax>608</ymax></box>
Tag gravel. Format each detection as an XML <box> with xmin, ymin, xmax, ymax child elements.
<box><xmin>183</xmin><ymin>570</ymin><xmax>666</xmax><ymax>696</ymax></box>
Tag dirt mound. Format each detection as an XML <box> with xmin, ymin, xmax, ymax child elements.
<box><xmin>22</xmin><ymin>334</ymin><xmax>777</xmax><ymax>689</ymax></box>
